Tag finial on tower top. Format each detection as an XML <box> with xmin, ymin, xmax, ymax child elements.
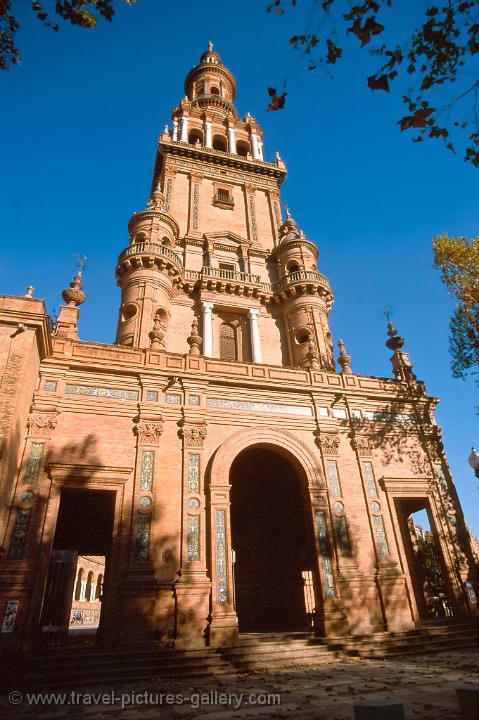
<box><xmin>208</xmin><ymin>40</ymin><xmax>213</xmax><ymax>51</ymax></box>
<box><xmin>385</xmin><ymin>319</ymin><xmax>405</xmax><ymax>351</ymax></box>
<box><xmin>24</xmin><ymin>285</ymin><xmax>34</xmax><ymax>298</ymax></box>
<box><xmin>284</xmin><ymin>202</ymin><xmax>291</xmax><ymax>219</ymax></box>
<box><xmin>76</xmin><ymin>255</ymin><xmax>87</xmax><ymax>274</ymax></box>
<box><xmin>337</xmin><ymin>339</ymin><xmax>352</xmax><ymax>374</ymax></box>
<box><xmin>62</xmin><ymin>264</ymin><xmax>86</xmax><ymax>307</ymax></box>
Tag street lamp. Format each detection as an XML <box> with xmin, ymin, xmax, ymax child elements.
<box><xmin>468</xmin><ymin>447</ymin><xmax>479</xmax><ymax>479</ymax></box>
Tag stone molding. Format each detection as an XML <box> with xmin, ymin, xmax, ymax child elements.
<box><xmin>315</xmin><ymin>431</ymin><xmax>340</xmax><ymax>456</ymax></box>
<box><xmin>180</xmin><ymin>423</ymin><xmax>208</xmax><ymax>448</ymax></box>
<box><xmin>26</xmin><ymin>413</ymin><xmax>58</xmax><ymax>438</ymax></box>
<box><xmin>351</xmin><ymin>436</ymin><xmax>374</xmax><ymax>457</ymax></box>
<box><xmin>134</xmin><ymin>421</ymin><xmax>164</xmax><ymax>446</ymax></box>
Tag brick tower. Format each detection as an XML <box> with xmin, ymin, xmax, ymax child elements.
<box><xmin>0</xmin><ymin>44</ymin><xmax>477</xmax><ymax>658</ymax></box>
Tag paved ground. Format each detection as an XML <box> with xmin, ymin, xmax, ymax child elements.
<box><xmin>2</xmin><ymin>649</ymin><xmax>478</xmax><ymax>720</ymax></box>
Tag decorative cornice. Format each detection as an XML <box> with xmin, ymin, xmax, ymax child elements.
<box><xmin>134</xmin><ymin>421</ymin><xmax>164</xmax><ymax>446</ymax></box>
<box><xmin>158</xmin><ymin>141</ymin><xmax>286</xmax><ymax>182</ymax></box>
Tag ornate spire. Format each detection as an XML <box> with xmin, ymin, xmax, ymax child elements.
<box><xmin>337</xmin><ymin>339</ymin><xmax>352</xmax><ymax>374</ymax></box>
<box><xmin>385</xmin><ymin>321</ymin><xmax>415</xmax><ymax>381</ymax></box>
<box><xmin>54</xmin><ymin>262</ymin><xmax>86</xmax><ymax>340</ymax></box>
<box><xmin>24</xmin><ymin>285</ymin><xmax>34</xmax><ymax>298</ymax></box>
<box><xmin>61</xmin><ymin>271</ymin><xmax>86</xmax><ymax>307</ymax></box>
<box><xmin>149</xmin><ymin>312</ymin><xmax>166</xmax><ymax>351</ymax></box>
<box><xmin>385</xmin><ymin>320</ymin><xmax>404</xmax><ymax>351</ymax></box>
<box><xmin>187</xmin><ymin>317</ymin><xmax>202</xmax><ymax>356</ymax></box>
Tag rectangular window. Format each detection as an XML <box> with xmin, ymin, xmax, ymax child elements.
<box><xmin>318</xmin><ymin>407</ymin><xmax>329</xmax><ymax>417</ymax></box>
<box><xmin>188</xmin><ymin>394</ymin><xmax>200</xmax><ymax>406</ymax></box>
<box><xmin>217</xmin><ymin>189</ymin><xmax>231</xmax><ymax>202</ymax></box>
<box><xmin>44</xmin><ymin>381</ymin><xmax>57</xmax><ymax>392</ymax></box>
<box><xmin>332</xmin><ymin>408</ymin><xmax>347</xmax><ymax>419</ymax></box>
<box><xmin>165</xmin><ymin>393</ymin><xmax>181</xmax><ymax>405</ymax></box>
<box><xmin>326</xmin><ymin>460</ymin><xmax>342</xmax><ymax>497</ymax></box>
<box><xmin>146</xmin><ymin>390</ymin><xmax>158</xmax><ymax>402</ymax></box>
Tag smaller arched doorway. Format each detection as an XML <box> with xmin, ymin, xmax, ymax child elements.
<box><xmin>230</xmin><ymin>447</ymin><xmax>315</xmax><ymax>632</ymax></box>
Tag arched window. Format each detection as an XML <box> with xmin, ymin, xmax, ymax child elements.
<box><xmin>286</xmin><ymin>261</ymin><xmax>301</xmax><ymax>274</ymax></box>
<box><xmin>85</xmin><ymin>571</ymin><xmax>94</xmax><ymax>602</ymax></box>
<box><xmin>195</xmin><ymin>81</ymin><xmax>205</xmax><ymax>97</ymax></box>
<box><xmin>188</xmin><ymin>129</ymin><xmax>203</xmax><ymax>146</ymax></box>
<box><xmin>213</xmin><ymin>134</ymin><xmax>227</xmax><ymax>152</ymax></box>
<box><xmin>161</xmin><ymin>236</ymin><xmax>172</xmax><ymax>247</ymax></box>
<box><xmin>74</xmin><ymin>568</ymin><xmax>84</xmax><ymax>602</ymax></box>
<box><xmin>220</xmin><ymin>323</ymin><xmax>237</xmax><ymax>360</ymax></box>
<box><xmin>210</xmin><ymin>85</ymin><xmax>220</xmax><ymax>96</ymax></box>
<box><xmin>95</xmin><ymin>574</ymin><xmax>103</xmax><ymax>601</ymax></box>
<box><xmin>236</xmin><ymin>140</ymin><xmax>250</xmax><ymax>157</ymax></box>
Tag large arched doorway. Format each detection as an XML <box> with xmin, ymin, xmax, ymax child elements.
<box><xmin>230</xmin><ymin>447</ymin><xmax>314</xmax><ymax>632</ymax></box>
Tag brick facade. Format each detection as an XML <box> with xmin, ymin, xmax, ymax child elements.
<box><xmin>0</xmin><ymin>45</ymin><xmax>477</xmax><ymax>655</ymax></box>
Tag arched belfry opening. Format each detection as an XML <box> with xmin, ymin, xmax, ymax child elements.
<box><xmin>229</xmin><ymin>446</ymin><xmax>315</xmax><ymax>632</ymax></box>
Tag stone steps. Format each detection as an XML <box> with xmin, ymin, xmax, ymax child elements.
<box><xmin>332</xmin><ymin>620</ymin><xmax>479</xmax><ymax>659</ymax></box>
<box><xmin>2</xmin><ymin>621</ymin><xmax>477</xmax><ymax>690</ymax></box>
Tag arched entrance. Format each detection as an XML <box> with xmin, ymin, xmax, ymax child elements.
<box><xmin>230</xmin><ymin>447</ymin><xmax>314</xmax><ymax>632</ymax></box>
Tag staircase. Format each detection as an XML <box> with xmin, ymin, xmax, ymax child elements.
<box><xmin>328</xmin><ymin>619</ymin><xmax>479</xmax><ymax>659</ymax></box>
<box><xmin>2</xmin><ymin>621</ymin><xmax>477</xmax><ymax>691</ymax></box>
<box><xmin>217</xmin><ymin>632</ymin><xmax>341</xmax><ymax>672</ymax></box>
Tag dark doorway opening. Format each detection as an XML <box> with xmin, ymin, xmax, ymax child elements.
<box><xmin>396</xmin><ymin>498</ymin><xmax>452</xmax><ymax>621</ymax></box>
<box><xmin>230</xmin><ymin>447</ymin><xmax>313</xmax><ymax>632</ymax></box>
<box><xmin>41</xmin><ymin>489</ymin><xmax>115</xmax><ymax>646</ymax></box>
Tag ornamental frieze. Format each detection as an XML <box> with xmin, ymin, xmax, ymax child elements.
<box><xmin>314</xmin><ymin>431</ymin><xmax>340</xmax><ymax>456</ymax></box>
<box><xmin>351</xmin><ymin>436</ymin><xmax>374</xmax><ymax>457</ymax></box>
<box><xmin>180</xmin><ymin>423</ymin><xmax>207</xmax><ymax>448</ymax></box>
<box><xmin>26</xmin><ymin>413</ymin><xmax>58</xmax><ymax>438</ymax></box>
<box><xmin>134</xmin><ymin>421</ymin><xmax>164</xmax><ymax>446</ymax></box>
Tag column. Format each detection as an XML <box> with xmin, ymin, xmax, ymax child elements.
<box><xmin>228</xmin><ymin>126</ymin><xmax>236</xmax><ymax>154</ymax></box>
<box><xmin>205</xmin><ymin>121</ymin><xmax>212</xmax><ymax>148</ymax></box>
<box><xmin>251</xmin><ymin>132</ymin><xmax>260</xmax><ymax>159</ymax></box>
<box><xmin>257</xmin><ymin>141</ymin><xmax>264</xmax><ymax>161</ymax></box>
<box><xmin>180</xmin><ymin>116</ymin><xmax>188</xmax><ymax>142</ymax></box>
<box><xmin>202</xmin><ymin>302</ymin><xmax>213</xmax><ymax>357</ymax></box>
<box><xmin>248</xmin><ymin>309</ymin><xmax>262</xmax><ymax>363</ymax></box>
<box><xmin>172</xmin><ymin>120</ymin><xmax>179</xmax><ymax>141</ymax></box>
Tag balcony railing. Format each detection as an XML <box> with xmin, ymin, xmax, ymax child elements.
<box><xmin>202</xmin><ymin>266</ymin><xmax>261</xmax><ymax>284</ymax></box>
<box><xmin>271</xmin><ymin>270</ymin><xmax>330</xmax><ymax>294</ymax></box>
<box><xmin>118</xmin><ymin>242</ymin><xmax>183</xmax><ymax>267</ymax></box>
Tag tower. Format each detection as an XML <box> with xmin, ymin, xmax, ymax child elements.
<box><xmin>0</xmin><ymin>43</ymin><xmax>477</xmax><ymax>660</ymax></box>
<box><xmin>114</xmin><ymin>43</ymin><xmax>334</xmax><ymax>369</ymax></box>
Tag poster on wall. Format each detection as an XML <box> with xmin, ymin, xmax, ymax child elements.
<box><xmin>2</xmin><ymin>600</ymin><xmax>19</xmax><ymax>633</ymax></box>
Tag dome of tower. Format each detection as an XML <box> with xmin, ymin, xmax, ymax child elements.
<box><xmin>184</xmin><ymin>42</ymin><xmax>236</xmax><ymax>105</ymax></box>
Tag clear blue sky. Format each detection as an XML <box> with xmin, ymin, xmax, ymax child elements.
<box><xmin>1</xmin><ymin>1</ymin><xmax>478</xmax><ymax>535</ymax></box>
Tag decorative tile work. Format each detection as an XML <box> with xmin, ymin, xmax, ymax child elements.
<box><xmin>140</xmin><ymin>451</ymin><xmax>154</xmax><ymax>492</ymax></box>
<box><xmin>165</xmin><ymin>393</ymin><xmax>181</xmax><ymax>405</ymax></box>
<box><xmin>216</xmin><ymin>510</ymin><xmax>227</xmax><ymax>604</ymax></box>
<box><xmin>316</xmin><ymin>511</ymin><xmax>335</xmax><ymax>598</ymax></box>
<box><xmin>249</xmin><ymin>195</ymin><xmax>257</xmax><ymax>241</ymax></box>
<box><xmin>335</xmin><ymin>516</ymin><xmax>353</xmax><ymax>558</ymax></box>
<box><xmin>373</xmin><ymin>515</ymin><xmax>390</xmax><ymax>557</ymax></box>
<box><xmin>187</xmin><ymin>516</ymin><xmax>200</xmax><ymax>561</ymax></box>
<box><xmin>434</xmin><ymin>463</ymin><xmax>448</xmax><ymax>494</ymax></box>
<box><xmin>2</xmin><ymin>600</ymin><xmax>19</xmax><ymax>633</ymax></box>
<box><xmin>135</xmin><ymin>515</ymin><xmax>151</xmax><ymax>560</ymax></box>
<box><xmin>65</xmin><ymin>384</ymin><xmax>139</xmax><ymax>401</ymax></box>
<box><xmin>188</xmin><ymin>498</ymin><xmax>200</xmax><ymax>509</ymax></box>
<box><xmin>326</xmin><ymin>460</ymin><xmax>342</xmax><ymax>497</ymax></box>
<box><xmin>44</xmin><ymin>381</ymin><xmax>57</xmax><ymax>392</ymax></box>
<box><xmin>7</xmin><ymin>509</ymin><xmax>31</xmax><ymax>560</ymax></box>
<box><xmin>188</xmin><ymin>454</ymin><xmax>200</xmax><ymax>493</ymax></box>
<box><xmin>146</xmin><ymin>390</ymin><xmax>158</xmax><ymax>402</ymax></box>
<box><xmin>139</xmin><ymin>496</ymin><xmax>153</xmax><ymax>510</ymax></box>
<box><xmin>193</xmin><ymin>183</ymin><xmax>199</xmax><ymax>229</ymax></box>
<box><xmin>165</xmin><ymin>178</ymin><xmax>172</xmax><ymax>211</ymax></box>
<box><xmin>363</xmin><ymin>462</ymin><xmax>378</xmax><ymax>497</ymax></box>
<box><xmin>23</xmin><ymin>442</ymin><xmax>44</xmax><ymax>486</ymax></box>
<box><xmin>207</xmin><ymin>398</ymin><xmax>312</xmax><ymax>417</ymax></box>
